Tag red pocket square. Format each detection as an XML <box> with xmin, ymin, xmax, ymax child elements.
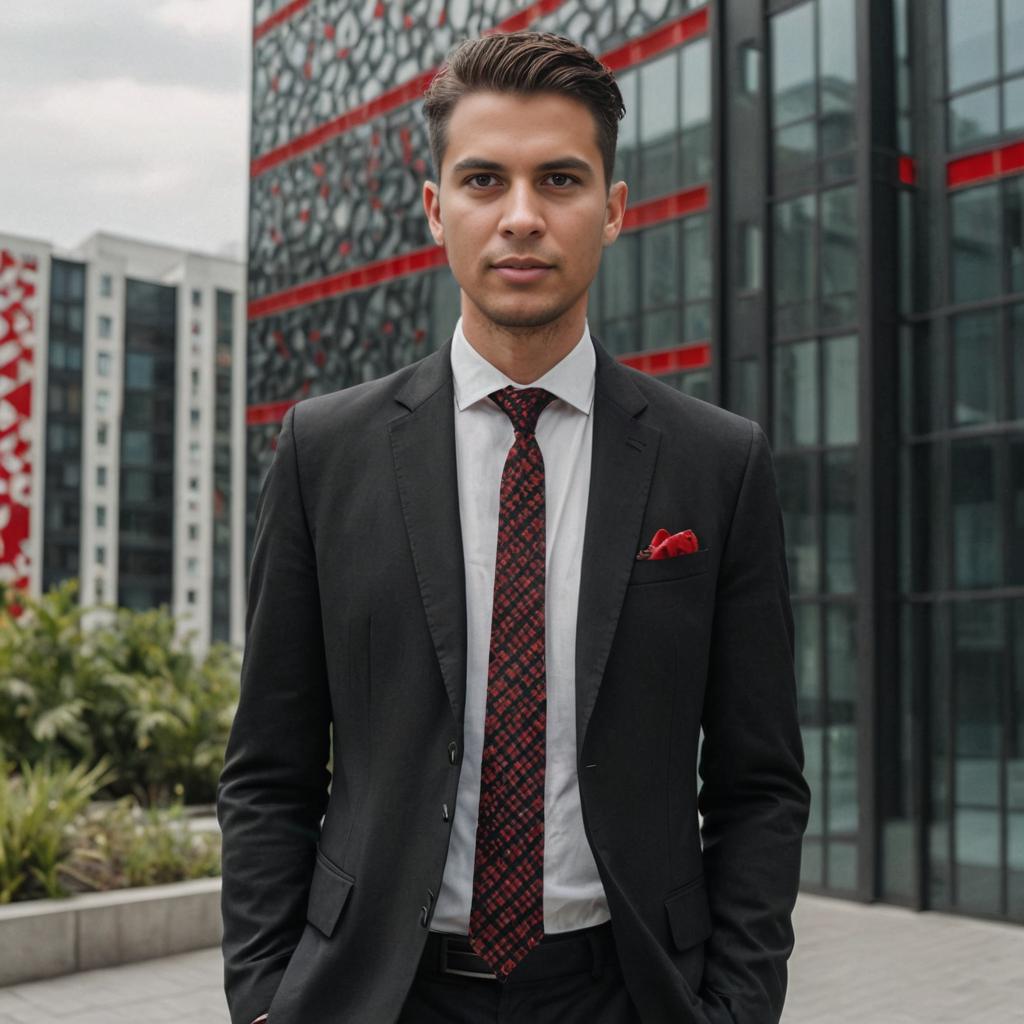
<box><xmin>636</xmin><ymin>528</ymin><xmax>699</xmax><ymax>560</ymax></box>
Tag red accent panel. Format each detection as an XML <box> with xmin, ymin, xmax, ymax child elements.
<box><xmin>622</xmin><ymin>185</ymin><xmax>709</xmax><ymax>232</ymax></box>
<box><xmin>247</xmin><ymin>399</ymin><xmax>298</xmax><ymax>425</ymax></box>
<box><xmin>250</xmin><ymin>2</ymin><xmax>710</xmax><ymax>178</ymax></box>
<box><xmin>601</xmin><ymin>6</ymin><xmax>709</xmax><ymax>72</ymax></box>
<box><xmin>947</xmin><ymin>139</ymin><xmax>1024</xmax><ymax>188</ymax></box>
<box><xmin>898</xmin><ymin>156</ymin><xmax>917</xmax><ymax>186</ymax></box>
<box><xmin>248</xmin><ymin>245</ymin><xmax>448</xmax><ymax>319</ymax></box>
<box><xmin>617</xmin><ymin>341</ymin><xmax>711</xmax><ymax>376</ymax></box>
<box><xmin>0</xmin><ymin>247</ymin><xmax>38</xmax><ymax>593</ymax></box>
<box><xmin>253</xmin><ymin>0</ymin><xmax>312</xmax><ymax>41</ymax></box>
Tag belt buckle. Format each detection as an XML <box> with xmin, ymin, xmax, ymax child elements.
<box><xmin>439</xmin><ymin>936</ymin><xmax>498</xmax><ymax>980</ymax></box>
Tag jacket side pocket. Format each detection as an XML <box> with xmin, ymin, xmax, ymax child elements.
<box><xmin>306</xmin><ymin>849</ymin><xmax>355</xmax><ymax>938</ymax></box>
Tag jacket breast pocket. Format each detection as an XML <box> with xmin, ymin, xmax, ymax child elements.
<box><xmin>628</xmin><ymin>547</ymin><xmax>712</xmax><ymax>586</ymax></box>
<box><xmin>664</xmin><ymin>874</ymin><xmax>712</xmax><ymax>952</ymax></box>
<box><xmin>307</xmin><ymin>847</ymin><xmax>355</xmax><ymax>938</ymax></box>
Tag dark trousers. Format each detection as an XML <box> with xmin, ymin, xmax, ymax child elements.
<box><xmin>397</xmin><ymin>925</ymin><xmax>642</xmax><ymax>1024</ymax></box>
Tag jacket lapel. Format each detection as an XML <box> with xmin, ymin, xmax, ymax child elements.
<box><xmin>388</xmin><ymin>341</ymin><xmax>468</xmax><ymax>725</ymax></box>
<box><xmin>575</xmin><ymin>341</ymin><xmax>661</xmax><ymax>756</ymax></box>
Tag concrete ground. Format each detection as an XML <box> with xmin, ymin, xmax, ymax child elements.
<box><xmin>0</xmin><ymin>893</ymin><xmax>1021</xmax><ymax>1023</ymax></box>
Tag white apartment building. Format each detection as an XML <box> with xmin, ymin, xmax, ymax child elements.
<box><xmin>0</xmin><ymin>230</ymin><xmax>246</xmax><ymax>653</ymax></box>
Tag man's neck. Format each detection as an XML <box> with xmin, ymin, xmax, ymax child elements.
<box><xmin>460</xmin><ymin>308</ymin><xmax>586</xmax><ymax>385</ymax></box>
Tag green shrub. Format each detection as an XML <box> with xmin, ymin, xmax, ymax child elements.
<box><xmin>0</xmin><ymin>759</ymin><xmax>115</xmax><ymax>903</ymax></box>
<box><xmin>0</xmin><ymin>580</ymin><xmax>241</xmax><ymax>805</ymax></box>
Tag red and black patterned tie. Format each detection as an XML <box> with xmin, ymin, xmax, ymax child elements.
<box><xmin>469</xmin><ymin>385</ymin><xmax>556</xmax><ymax>981</ymax></box>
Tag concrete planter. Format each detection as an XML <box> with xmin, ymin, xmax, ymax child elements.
<box><xmin>0</xmin><ymin>876</ymin><xmax>222</xmax><ymax>987</ymax></box>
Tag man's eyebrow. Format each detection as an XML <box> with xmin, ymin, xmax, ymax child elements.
<box><xmin>449</xmin><ymin>156</ymin><xmax>595</xmax><ymax>175</ymax></box>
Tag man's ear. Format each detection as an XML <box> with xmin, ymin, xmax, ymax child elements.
<box><xmin>423</xmin><ymin>180</ymin><xmax>444</xmax><ymax>246</ymax></box>
<box><xmin>602</xmin><ymin>179</ymin><xmax>628</xmax><ymax>247</ymax></box>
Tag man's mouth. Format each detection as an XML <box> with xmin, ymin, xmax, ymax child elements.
<box><xmin>491</xmin><ymin>258</ymin><xmax>554</xmax><ymax>283</ymax></box>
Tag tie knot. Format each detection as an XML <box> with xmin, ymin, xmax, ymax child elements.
<box><xmin>489</xmin><ymin>386</ymin><xmax>556</xmax><ymax>437</ymax></box>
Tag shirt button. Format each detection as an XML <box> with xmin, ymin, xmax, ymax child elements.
<box><xmin>448</xmin><ymin>740</ymin><xmax>458</xmax><ymax>765</ymax></box>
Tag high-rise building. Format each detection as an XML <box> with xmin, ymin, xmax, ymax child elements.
<box><xmin>246</xmin><ymin>0</ymin><xmax>1024</xmax><ymax>923</ymax></box>
<box><xmin>0</xmin><ymin>231</ymin><xmax>246</xmax><ymax>652</ymax></box>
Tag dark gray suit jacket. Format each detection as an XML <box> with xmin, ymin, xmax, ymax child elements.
<box><xmin>217</xmin><ymin>336</ymin><xmax>810</xmax><ymax>1024</ymax></box>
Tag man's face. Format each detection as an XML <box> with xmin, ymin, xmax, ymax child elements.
<box><xmin>423</xmin><ymin>90</ymin><xmax>627</xmax><ymax>336</ymax></box>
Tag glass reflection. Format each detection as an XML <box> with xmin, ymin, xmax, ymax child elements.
<box><xmin>946</xmin><ymin>0</ymin><xmax>998</xmax><ymax>93</ymax></box>
<box><xmin>952</xmin><ymin>311</ymin><xmax>999</xmax><ymax>425</ymax></box>
<box><xmin>952</xmin><ymin>439</ymin><xmax>1000</xmax><ymax>588</ymax></box>
<box><xmin>951</xmin><ymin>184</ymin><xmax>1001</xmax><ymax>303</ymax></box>
<box><xmin>772</xmin><ymin>2</ymin><xmax>816</xmax><ymax>125</ymax></box>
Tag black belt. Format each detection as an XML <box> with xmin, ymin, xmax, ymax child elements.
<box><xmin>421</xmin><ymin>924</ymin><xmax>615</xmax><ymax>983</ymax></box>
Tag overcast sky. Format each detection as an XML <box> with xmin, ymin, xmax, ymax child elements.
<box><xmin>0</xmin><ymin>0</ymin><xmax>251</xmax><ymax>259</ymax></box>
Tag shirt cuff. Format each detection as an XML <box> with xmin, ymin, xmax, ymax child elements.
<box><xmin>250</xmin><ymin>1016</ymin><xmax>269</xmax><ymax>1023</ymax></box>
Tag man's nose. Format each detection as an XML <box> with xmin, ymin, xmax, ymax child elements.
<box><xmin>497</xmin><ymin>182</ymin><xmax>545</xmax><ymax>237</ymax></box>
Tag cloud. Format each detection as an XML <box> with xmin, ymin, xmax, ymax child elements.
<box><xmin>0</xmin><ymin>0</ymin><xmax>250</xmax><ymax>255</ymax></box>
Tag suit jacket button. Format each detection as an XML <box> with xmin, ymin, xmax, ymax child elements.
<box><xmin>448</xmin><ymin>741</ymin><xmax>458</xmax><ymax>765</ymax></box>
<box><xmin>442</xmin><ymin>803</ymin><xmax>450</xmax><ymax>822</ymax></box>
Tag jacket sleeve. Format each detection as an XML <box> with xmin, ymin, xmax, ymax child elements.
<box><xmin>216</xmin><ymin>404</ymin><xmax>333</xmax><ymax>1024</ymax></box>
<box><xmin>696</xmin><ymin>421</ymin><xmax>812</xmax><ymax>1024</ymax></box>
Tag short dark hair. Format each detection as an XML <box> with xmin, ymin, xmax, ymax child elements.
<box><xmin>422</xmin><ymin>32</ymin><xmax>625</xmax><ymax>187</ymax></box>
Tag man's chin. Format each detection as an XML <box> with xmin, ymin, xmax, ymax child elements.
<box><xmin>471</xmin><ymin>299</ymin><xmax>576</xmax><ymax>333</ymax></box>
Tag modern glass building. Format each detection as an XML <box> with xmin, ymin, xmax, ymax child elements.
<box><xmin>246</xmin><ymin>0</ymin><xmax>1024</xmax><ymax>924</ymax></box>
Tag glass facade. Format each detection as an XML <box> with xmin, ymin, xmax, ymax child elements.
<box><xmin>118</xmin><ymin>280</ymin><xmax>176</xmax><ymax>611</ymax></box>
<box><xmin>43</xmin><ymin>259</ymin><xmax>86</xmax><ymax>591</ymax></box>
<box><xmin>247</xmin><ymin>0</ymin><xmax>1024</xmax><ymax>923</ymax></box>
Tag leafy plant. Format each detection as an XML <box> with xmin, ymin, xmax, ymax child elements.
<box><xmin>0</xmin><ymin>758</ymin><xmax>115</xmax><ymax>903</ymax></box>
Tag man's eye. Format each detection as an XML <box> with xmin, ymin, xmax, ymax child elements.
<box><xmin>546</xmin><ymin>173</ymin><xmax>578</xmax><ymax>188</ymax></box>
<box><xmin>468</xmin><ymin>174</ymin><xmax>497</xmax><ymax>188</ymax></box>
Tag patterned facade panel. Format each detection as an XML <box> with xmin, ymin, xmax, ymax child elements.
<box><xmin>0</xmin><ymin>249</ymin><xmax>39</xmax><ymax>592</ymax></box>
<box><xmin>250</xmin><ymin>104</ymin><xmax>433</xmax><ymax>300</ymax></box>
<box><xmin>247</xmin><ymin>267</ymin><xmax>456</xmax><ymax>408</ymax></box>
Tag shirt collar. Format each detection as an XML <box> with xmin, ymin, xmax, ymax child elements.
<box><xmin>450</xmin><ymin>316</ymin><xmax>596</xmax><ymax>416</ymax></box>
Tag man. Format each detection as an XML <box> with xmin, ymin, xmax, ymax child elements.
<box><xmin>218</xmin><ymin>31</ymin><xmax>810</xmax><ymax>1024</ymax></box>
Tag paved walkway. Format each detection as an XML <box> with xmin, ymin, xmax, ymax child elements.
<box><xmin>1</xmin><ymin>893</ymin><xmax>1022</xmax><ymax>1023</ymax></box>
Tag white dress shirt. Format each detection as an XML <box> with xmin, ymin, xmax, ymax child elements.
<box><xmin>431</xmin><ymin>317</ymin><xmax>611</xmax><ymax>935</ymax></box>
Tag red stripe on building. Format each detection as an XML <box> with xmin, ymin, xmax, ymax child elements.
<box><xmin>899</xmin><ymin>156</ymin><xmax>917</xmax><ymax>186</ymax></box>
<box><xmin>247</xmin><ymin>341</ymin><xmax>712</xmax><ymax>425</ymax></box>
<box><xmin>247</xmin><ymin>399</ymin><xmax>298</xmax><ymax>425</ymax></box>
<box><xmin>253</xmin><ymin>0</ymin><xmax>312</xmax><ymax>42</ymax></box>
<box><xmin>248</xmin><ymin>245</ymin><xmax>448</xmax><ymax>320</ymax></box>
<box><xmin>622</xmin><ymin>185</ymin><xmax>708</xmax><ymax>231</ymax></box>
<box><xmin>601</xmin><ymin>6</ymin><xmax>709</xmax><ymax>72</ymax></box>
<box><xmin>618</xmin><ymin>341</ymin><xmax>710</xmax><ymax>376</ymax></box>
<box><xmin>250</xmin><ymin>4</ymin><xmax>709</xmax><ymax>178</ymax></box>
<box><xmin>947</xmin><ymin>139</ymin><xmax>1024</xmax><ymax>188</ymax></box>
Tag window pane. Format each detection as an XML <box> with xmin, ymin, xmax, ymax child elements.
<box><xmin>126</xmin><ymin>351</ymin><xmax>155</xmax><ymax>389</ymax></box>
<box><xmin>680</xmin><ymin>39</ymin><xmax>711</xmax><ymax>185</ymax></box>
<box><xmin>826</xmin><ymin>604</ymin><xmax>858</xmax><ymax>836</ymax></box>
<box><xmin>1007</xmin><ymin>0</ymin><xmax>1024</xmax><ymax>74</ymax></box>
<box><xmin>774</xmin><ymin>121</ymin><xmax>817</xmax><ymax>191</ymax></box>
<box><xmin>642</xmin><ymin>308</ymin><xmax>680</xmax><ymax>350</ymax></box>
<box><xmin>1013</xmin><ymin>304</ymin><xmax>1024</xmax><ymax>419</ymax></box>
<box><xmin>948</xmin><ymin>86</ymin><xmax>1000</xmax><ymax>151</ymax></box>
<box><xmin>738</xmin><ymin>222</ymin><xmax>763</xmax><ymax>292</ymax></box>
<box><xmin>1005</xmin><ymin>76</ymin><xmax>1024</xmax><ymax>134</ymax></box>
<box><xmin>951</xmin><ymin>184</ymin><xmax>1001</xmax><ymax>304</ymax></box>
<box><xmin>642</xmin><ymin>223</ymin><xmax>679</xmax><ymax>310</ymax></box>
<box><xmin>824</xmin><ymin>450</ymin><xmax>857</xmax><ymax>593</ymax></box>
<box><xmin>952</xmin><ymin>439</ymin><xmax>1000</xmax><ymax>588</ymax></box>
<box><xmin>819</xmin><ymin>0</ymin><xmax>856</xmax><ymax>155</ymax></box>
<box><xmin>602</xmin><ymin>235</ymin><xmax>637</xmax><ymax>322</ymax></box>
<box><xmin>1011</xmin><ymin>441</ymin><xmax>1024</xmax><ymax>584</ymax></box>
<box><xmin>946</xmin><ymin>0</ymin><xmax>998</xmax><ymax>92</ymax></box>
<box><xmin>821</xmin><ymin>186</ymin><xmax>858</xmax><ymax>328</ymax></box>
<box><xmin>775</xmin><ymin>340</ymin><xmax>820</xmax><ymax>448</ymax></box>
<box><xmin>772</xmin><ymin>2</ymin><xmax>816</xmax><ymax>126</ymax></box>
<box><xmin>1008</xmin><ymin>174</ymin><xmax>1024</xmax><ymax>293</ymax></box>
<box><xmin>640</xmin><ymin>52</ymin><xmax>678</xmax><ymax>141</ymax></box>
<box><xmin>952</xmin><ymin>311</ymin><xmax>999</xmax><ymax>425</ymax></box>
<box><xmin>824</xmin><ymin>334</ymin><xmax>858</xmax><ymax>444</ymax></box>
<box><xmin>774</xmin><ymin>194</ymin><xmax>817</xmax><ymax>336</ymax></box>
<box><xmin>683</xmin><ymin>302</ymin><xmax>710</xmax><ymax>342</ymax></box>
<box><xmin>122</xmin><ymin>429</ymin><xmax>153</xmax><ymax>465</ymax></box>
<box><xmin>682</xmin><ymin>215</ymin><xmax>710</xmax><ymax>301</ymax></box>
<box><xmin>777</xmin><ymin>455</ymin><xmax>818</xmax><ymax>595</ymax></box>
